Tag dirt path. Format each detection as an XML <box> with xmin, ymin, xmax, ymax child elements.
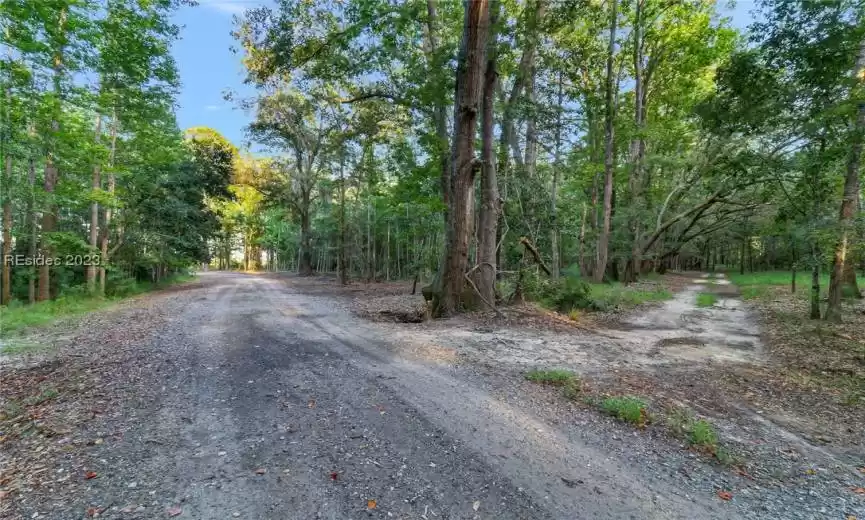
<box><xmin>1</xmin><ymin>272</ymin><xmax>862</xmax><ymax>519</ymax></box>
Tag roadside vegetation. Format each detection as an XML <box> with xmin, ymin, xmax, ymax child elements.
<box><xmin>0</xmin><ymin>273</ymin><xmax>195</xmax><ymax>340</ymax></box>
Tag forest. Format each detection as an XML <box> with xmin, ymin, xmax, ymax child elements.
<box><xmin>1</xmin><ymin>0</ymin><xmax>863</xmax><ymax>322</ymax></box>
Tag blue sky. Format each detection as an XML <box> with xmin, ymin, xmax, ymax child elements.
<box><xmin>171</xmin><ymin>0</ymin><xmax>756</xmax><ymax>151</ymax></box>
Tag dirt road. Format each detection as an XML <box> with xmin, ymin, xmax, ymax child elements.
<box><xmin>3</xmin><ymin>272</ymin><xmax>861</xmax><ymax>519</ymax></box>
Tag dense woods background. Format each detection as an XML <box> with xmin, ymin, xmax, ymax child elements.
<box><xmin>1</xmin><ymin>0</ymin><xmax>863</xmax><ymax>321</ymax></box>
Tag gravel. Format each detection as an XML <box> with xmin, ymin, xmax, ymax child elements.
<box><xmin>1</xmin><ymin>272</ymin><xmax>862</xmax><ymax>519</ymax></box>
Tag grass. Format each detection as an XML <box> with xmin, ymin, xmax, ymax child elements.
<box><xmin>600</xmin><ymin>396</ymin><xmax>649</xmax><ymax>427</ymax></box>
<box><xmin>728</xmin><ymin>270</ymin><xmax>865</xmax><ymax>292</ymax></box>
<box><xmin>0</xmin><ymin>273</ymin><xmax>196</xmax><ymax>340</ymax></box>
<box><xmin>696</xmin><ymin>292</ymin><xmax>718</xmax><ymax>307</ymax></box>
<box><xmin>525</xmin><ymin>368</ymin><xmax>577</xmax><ymax>386</ymax></box>
<box><xmin>588</xmin><ymin>283</ymin><xmax>672</xmax><ymax>310</ymax></box>
<box><xmin>525</xmin><ymin>368</ymin><xmax>584</xmax><ymax>400</ymax></box>
<box><xmin>663</xmin><ymin>407</ymin><xmax>741</xmax><ymax>464</ymax></box>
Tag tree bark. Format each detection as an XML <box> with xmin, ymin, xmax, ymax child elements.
<box><xmin>431</xmin><ymin>0</ymin><xmax>490</xmax><ymax>316</ymax></box>
<box><xmin>98</xmin><ymin>108</ymin><xmax>118</xmax><ymax>295</ymax></box>
<box><xmin>1</xmin><ymin>154</ymin><xmax>11</xmax><ymax>305</ymax></box>
<box><xmin>87</xmin><ymin>114</ymin><xmax>102</xmax><ymax>292</ymax></box>
<box><xmin>825</xmin><ymin>35</ymin><xmax>865</xmax><ymax>321</ymax></box>
<box><xmin>551</xmin><ymin>71</ymin><xmax>563</xmax><ymax>280</ymax></box>
<box><xmin>475</xmin><ymin>1</ymin><xmax>500</xmax><ymax>309</ymax></box>
<box><xmin>424</xmin><ymin>0</ymin><xmax>451</xmax><ymax>212</ymax></box>
<box><xmin>338</xmin><ymin>144</ymin><xmax>348</xmax><ymax>285</ymax></box>
<box><xmin>595</xmin><ymin>0</ymin><xmax>618</xmax><ymax>283</ymax></box>
<box><xmin>27</xmin><ymin>158</ymin><xmax>36</xmax><ymax>304</ymax></box>
<box><xmin>38</xmin><ymin>8</ymin><xmax>67</xmax><ymax>301</ymax></box>
<box><xmin>624</xmin><ymin>0</ymin><xmax>646</xmax><ymax>284</ymax></box>
<box><xmin>299</xmin><ymin>206</ymin><xmax>313</xmax><ymax>276</ymax></box>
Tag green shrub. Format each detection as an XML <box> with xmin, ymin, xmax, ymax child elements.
<box><xmin>525</xmin><ymin>368</ymin><xmax>576</xmax><ymax>386</ymax></box>
<box><xmin>600</xmin><ymin>396</ymin><xmax>649</xmax><ymax>426</ymax></box>
<box><xmin>549</xmin><ymin>277</ymin><xmax>592</xmax><ymax>312</ymax></box>
<box><xmin>689</xmin><ymin>419</ymin><xmax>718</xmax><ymax>450</ymax></box>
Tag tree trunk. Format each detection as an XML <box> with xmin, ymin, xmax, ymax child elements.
<box><xmin>550</xmin><ymin>70</ymin><xmax>563</xmax><ymax>280</ymax></box>
<box><xmin>1</xmin><ymin>154</ymin><xmax>11</xmax><ymax>305</ymax></box>
<box><xmin>475</xmin><ymin>1</ymin><xmax>500</xmax><ymax>309</ymax></box>
<box><xmin>38</xmin><ymin>160</ymin><xmax>58</xmax><ymax>302</ymax></box>
<box><xmin>424</xmin><ymin>0</ymin><xmax>451</xmax><ymax>214</ymax></box>
<box><xmin>299</xmin><ymin>208</ymin><xmax>313</xmax><ymax>276</ymax></box>
<box><xmin>87</xmin><ymin>114</ymin><xmax>102</xmax><ymax>292</ymax></box>
<box><xmin>27</xmin><ymin>158</ymin><xmax>36</xmax><ymax>304</ymax></box>
<box><xmin>99</xmin><ymin>109</ymin><xmax>118</xmax><ymax>296</ymax></box>
<box><xmin>338</xmin><ymin>145</ymin><xmax>348</xmax><ymax>285</ymax></box>
<box><xmin>431</xmin><ymin>0</ymin><xmax>490</xmax><ymax>316</ymax></box>
<box><xmin>826</xmin><ymin>36</ymin><xmax>865</xmax><ymax>321</ymax></box>
<box><xmin>810</xmin><ymin>243</ymin><xmax>821</xmax><ymax>319</ymax></box>
<box><xmin>624</xmin><ymin>0</ymin><xmax>645</xmax><ymax>284</ymax></box>
<box><xmin>594</xmin><ymin>0</ymin><xmax>617</xmax><ymax>283</ymax></box>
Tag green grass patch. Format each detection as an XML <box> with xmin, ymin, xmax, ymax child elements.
<box><xmin>689</xmin><ymin>419</ymin><xmax>718</xmax><ymax>450</ymax></box>
<box><xmin>0</xmin><ymin>274</ymin><xmax>196</xmax><ymax>340</ymax></box>
<box><xmin>728</xmin><ymin>270</ymin><xmax>865</xmax><ymax>291</ymax></box>
<box><xmin>588</xmin><ymin>283</ymin><xmax>672</xmax><ymax>310</ymax></box>
<box><xmin>525</xmin><ymin>368</ymin><xmax>577</xmax><ymax>386</ymax></box>
<box><xmin>600</xmin><ymin>396</ymin><xmax>649</xmax><ymax>427</ymax></box>
<box><xmin>696</xmin><ymin>292</ymin><xmax>718</xmax><ymax>307</ymax></box>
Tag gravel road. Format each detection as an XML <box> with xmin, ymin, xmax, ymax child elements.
<box><xmin>7</xmin><ymin>272</ymin><xmax>852</xmax><ymax>519</ymax></box>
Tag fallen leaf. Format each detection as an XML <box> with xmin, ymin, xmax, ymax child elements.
<box><xmin>167</xmin><ymin>505</ymin><xmax>183</xmax><ymax>517</ymax></box>
<box><xmin>367</xmin><ymin>499</ymin><xmax>377</xmax><ymax>509</ymax></box>
<box><xmin>254</xmin><ymin>468</ymin><xmax>266</xmax><ymax>475</ymax></box>
<box><xmin>473</xmin><ymin>500</ymin><xmax>480</xmax><ymax>511</ymax></box>
<box><xmin>847</xmin><ymin>516</ymin><xmax>857</xmax><ymax>520</ymax></box>
<box><xmin>308</xmin><ymin>400</ymin><xmax>316</xmax><ymax>408</ymax></box>
<box><xmin>85</xmin><ymin>471</ymin><xmax>98</xmax><ymax>480</ymax></box>
<box><xmin>330</xmin><ymin>471</ymin><xmax>338</xmax><ymax>481</ymax></box>
<box><xmin>717</xmin><ymin>490</ymin><xmax>733</xmax><ymax>501</ymax></box>
<box><xmin>852</xmin><ymin>487</ymin><xmax>865</xmax><ymax>495</ymax></box>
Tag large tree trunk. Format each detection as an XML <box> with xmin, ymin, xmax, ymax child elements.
<box><xmin>431</xmin><ymin>0</ymin><xmax>490</xmax><ymax>316</ymax></box>
<box><xmin>1</xmin><ymin>154</ymin><xmax>11</xmax><ymax>305</ymax></box>
<box><xmin>624</xmin><ymin>0</ymin><xmax>646</xmax><ymax>284</ymax></box>
<box><xmin>87</xmin><ymin>114</ymin><xmax>102</xmax><ymax>292</ymax></box>
<box><xmin>595</xmin><ymin>0</ymin><xmax>618</xmax><ymax>283</ymax></box>
<box><xmin>826</xmin><ymin>36</ymin><xmax>865</xmax><ymax>322</ymax></box>
<box><xmin>475</xmin><ymin>1</ymin><xmax>500</xmax><ymax>309</ymax></box>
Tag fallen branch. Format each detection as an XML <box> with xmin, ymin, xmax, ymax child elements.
<box><xmin>464</xmin><ymin>271</ymin><xmax>503</xmax><ymax>316</ymax></box>
<box><xmin>520</xmin><ymin>236</ymin><xmax>551</xmax><ymax>276</ymax></box>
